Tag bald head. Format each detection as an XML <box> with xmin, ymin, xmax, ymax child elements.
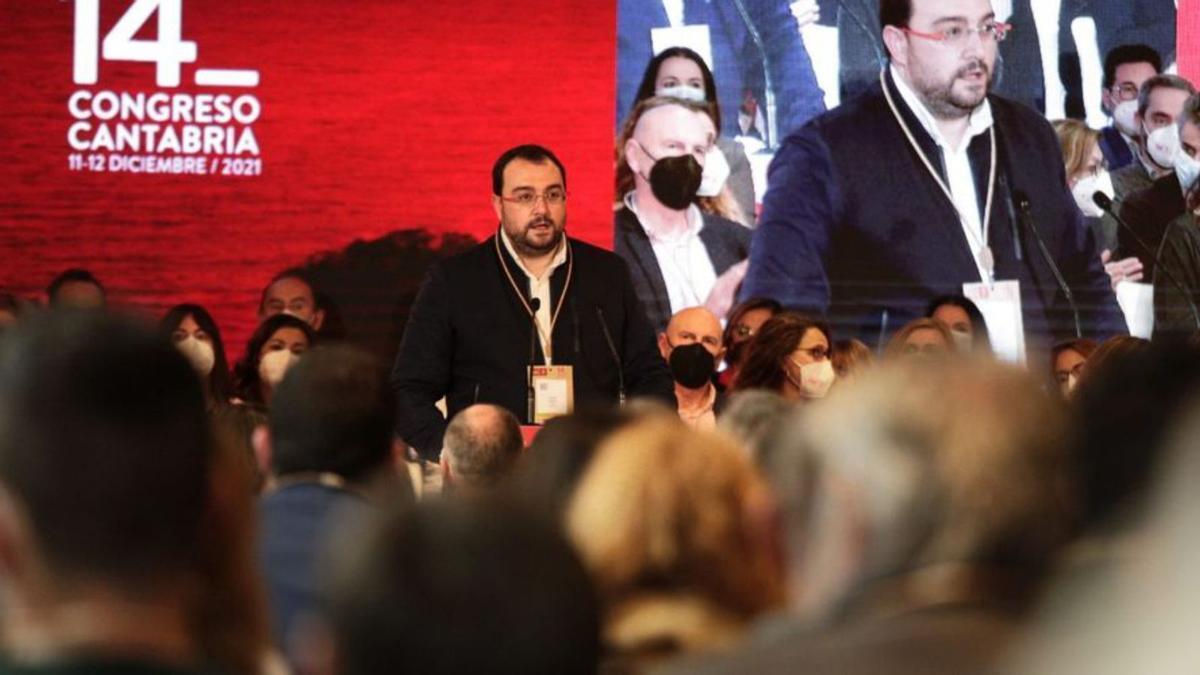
<box><xmin>660</xmin><ymin>306</ymin><xmax>724</xmax><ymax>360</ymax></box>
<box><xmin>442</xmin><ymin>404</ymin><xmax>523</xmax><ymax>492</ymax></box>
<box><xmin>625</xmin><ymin>101</ymin><xmax>716</xmax><ymax>207</ymax></box>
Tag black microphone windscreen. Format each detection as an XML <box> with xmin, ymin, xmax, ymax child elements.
<box><xmin>1013</xmin><ymin>189</ymin><xmax>1031</xmax><ymax>209</ymax></box>
<box><xmin>1093</xmin><ymin>191</ymin><xmax>1113</xmax><ymax>211</ymax></box>
<box><xmin>529</xmin><ymin>297</ymin><xmax>541</xmax><ymax>312</ymax></box>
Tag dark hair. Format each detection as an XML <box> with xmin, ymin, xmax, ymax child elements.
<box><xmin>231</xmin><ymin>313</ymin><xmax>316</xmax><ymax>407</ymax></box>
<box><xmin>733</xmin><ymin>311</ymin><xmax>831</xmax><ymax>393</ymax></box>
<box><xmin>723</xmin><ymin>297</ymin><xmax>782</xmax><ymax>345</ymax></box>
<box><xmin>492</xmin><ymin>144</ymin><xmax>567</xmax><ymax>196</ymax></box>
<box><xmin>1137</xmin><ymin>74</ymin><xmax>1197</xmax><ymax>117</ymax></box>
<box><xmin>258</xmin><ymin>267</ymin><xmax>321</xmax><ymax>315</ymax></box>
<box><xmin>879</xmin><ymin>0</ymin><xmax>912</xmax><ymax>30</ymax></box>
<box><xmin>633</xmin><ymin>46</ymin><xmax>722</xmax><ymax>130</ymax></box>
<box><xmin>926</xmin><ymin>294</ymin><xmax>993</xmax><ymax>352</ymax></box>
<box><xmin>1103</xmin><ymin>44</ymin><xmax>1162</xmax><ymax>89</ymax></box>
<box><xmin>45</xmin><ymin>268</ymin><xmax>105</xmax><ymax>304</ymax></box>
<box><xmin>1069</xmin><ymin>342</ymin><xmax>1200</xmax><ymax>533</ymax></box>
<box><xmin>0</xmin><ymin>312</ymin><xmax>210</xmax><ymax>587</ymax></box>
<box><xmin>513</xmin><ymin>404</ymin><xmax>636</xmax><ymax>516</ymax></box>
<box><xmin>269</xmin><ymin>344</ymin><xmax>395</xmax><ymax>483</ymax></box>
<box><xmin>443</xmin><ymin>404</ymin><xmax>523</xmax><ymax>488</ymax></box>
<box><xmin>160</xmin><ymin>303</ymin><xmax>232</xmax><ymax>407</ymax></box>
<box><xmin>329</xmin><ymin>499</ymin><xmax>601</xmax><ymax>675</ymax></box>
<box><xmin>0</xmin><ymin>293</ymin><xmax>22</xmax><ymax>315</ymax></box>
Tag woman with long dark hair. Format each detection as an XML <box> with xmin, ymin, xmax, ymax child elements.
<box><xmin>160</xmin><ymin>303</ymin><xmax>232</xmax><ymax>411</ymax></box>
<box><xmin>732</xmin><ymin>311</ymin><xmax>834</xmax><ymax>401</ymax></box>
<box><xmin>230</xmin><ymin>314</ymin><xmax>315</xmax><ymax>410</ymax></box>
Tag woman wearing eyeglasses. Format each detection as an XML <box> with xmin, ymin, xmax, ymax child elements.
<box><xmin>717</xmin><ymin>297</ymin><xmax>781</xmax><ymax>390</ymax></box>
<box><xmin>730</xmin><ymin>311</ymin><xmax>835</xmax><ymax>401</ymax></box>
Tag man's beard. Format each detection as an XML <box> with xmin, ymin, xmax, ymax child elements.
<box><xmin>510</xmin><ymin>216</ymin><xmax>563</xmax><ymax>257</ymax></box>
<box><xmin>914</xmin><ymin>59</ymin><xmax>992</xmax><ymax>120</ymax></box>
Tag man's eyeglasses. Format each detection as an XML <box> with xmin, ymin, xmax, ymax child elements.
<box><xmin>1110</xmin><ymin>83</ymin><xmax>1140</xmax><ymax>101</ymax></box>
<box><xmin>500</xmin><ymin>188</ymin><xmax>567</xmax><ymax>208</ymax></box>
<box><xmin>902</xmin><ymin>21</ymin><xmax>1012</xmax><ymax>46</ymax></box>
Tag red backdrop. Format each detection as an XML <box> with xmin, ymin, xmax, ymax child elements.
<box><xmin>0</xmin><ymin>0</ymin><xmax>618</xmax><ymax>351</ymax></box>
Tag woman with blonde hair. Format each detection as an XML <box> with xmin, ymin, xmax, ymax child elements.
<box><xmin>566</xmin><ymin>414</ymin><xmax>784</xmax><ymax>671</ymax></box>
<box><xmin>883</xmin><ymin>317</ymin><xmax>956</xmax><ymax>360</ymax></box>
<box><xmin>1052</xmin><ymin>119</ymin><xmax>1143</xmax><ymax>286</ymax></box>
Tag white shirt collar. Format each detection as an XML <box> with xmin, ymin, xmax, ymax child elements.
<box><xmin>889</xmin><ymin>65</ymin><xmax>993</xmax><ymax>152</ymax></box>
<box><xmin>498</xmin><ymin>228</ymin><xmax>567</xmax><ymax>281</ymax></box>
<box><xmin>623</xmin><ymin>190</ymin><xmax>705</xmax><ymax>243</ymax></box>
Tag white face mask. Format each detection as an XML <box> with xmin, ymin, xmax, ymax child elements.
<box><xmin>696</xmin><ymin>146</ymin><xmax>730</xmax><ymax>197</ymax></box>
<box><xmin>1146</xmin><ymin>123</ymin><xmax>1181</xmax><ymax>169</ymax></box>
<box><xmin>1175</xmin><ymin>151</ymin><xmax>1200</xmax><ymax>192</ymax></box>
<box><xmin>787</xmin><ymin>357</ymin><xmax>836</xmax><ymax>399</ymax></box>
<box><xmin>1072</xmin><ymin>170</ymin><xmax>1115</xmax><ymax>218</ymax></box>
<box><xmin>176</xmin><ymin>336</ymin><xmax>215</xmax><ymax>377</ymax></box>
<box><xmin>949</xmin><ymin>328</ymin><xmax>974</xmax><ymax>352</ymax></box>
<box><xmin>1066</xmin><ymin>373</ymin><xmax>1079</xmax><ymax>395</ymax></box>
<box><xmin>656</xmin><ymin>84</ymin><xmax>706</xmax><ymax>103</ymax></box>
<box><xmin>259</xmin><ymin>349</ymin><xmax>300</xmax><ymax>387</ymax></box>
<box><xmin>1112</xmin><ymin>100</ymin><xmax>1139</xmax><ymax>137</ymax></box>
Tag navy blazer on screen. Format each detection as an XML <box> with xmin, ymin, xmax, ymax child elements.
<box><xmin>740</xmin><ymin>72</ymin><xmax>1125</xmax><ymax>348</ymax></box>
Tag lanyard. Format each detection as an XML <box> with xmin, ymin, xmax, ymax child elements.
<box><xmin>880</xmin><ymin>70</ymin><xmax>998</xmax><ymax>283</ymax></box>
<box><xmin>494</xmin><ymin>232</ymin><xmax>574</xmax><ymax>362</ymax></box>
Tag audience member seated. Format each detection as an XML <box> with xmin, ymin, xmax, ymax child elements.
<box><xmin>160</xmin><ymin>303</ymin><xmax>232</xmax><ymax>412</ymax></box>
<box><xmin>566</xmin><ymin>414</ymin><xmax>784</xmax><ymax>671</ymax></box>
<box><xmin>327</xmin><ymin>498</ymin><xmax>600</xmax><ymax>675</ymax></box>
<box><xmin>830</xmin><ymin>338</ymin><xmax>873</xmax><ymax>383</ymax></box>
<box><xmin>658</xmin><ymin>306</ymin><xmax>725</xmax><ymax>429</ymax></box>
<box><xmin>1049</xmin><ymin>338</ymin><xmax>1098</xmax><ymax>398</ymax></box>
<box><xmin>1078</xmin><ymin>335</ymin><xmax>1151</xmax><ymax>390</ymax></box>
<box><xmin>883</xmin><ymin>317</ymin><xmax>956</xmax><ymax>360</ymax></box>
<box><xmin>716</xmin><ymin>389</ymin><xmax>794</xmax><ymax>464</ymax></box>
<box><xmin>259</xmin><ymin>268</ymin><xmax>326</xmax><ymax>332</ymax></box>
<box><xmin>670</xmin><ymin>358</ymin><xmax>1073</xmax><ymax>674</ymax></box>
<box><xmin>255</xmin><ymin>344</ymin><xmax>412</xmax><ymax>665</ymax></box>
<box><xmin>1098</xmin><ymin>44</ymin><xmax>1163</xmax><ymax>172</ymax></box>
<box><xmin>1147</xmin><ymin>97</ymin><xmax>1200</xmax><ymax>337</ymax></box>
<box><xmin>1111</xmin><ymin>74</ymin><xmax>1195</xmax><ymax>202</ymax></box>
<box><xmin>440</xmin><ymin>403</ymin><xmax>523</xmax><ymax>495</ymax></box>
<box><xmin>732</xmin><ymin>311</ymin><xmax>835</xmax><ymax>401</ymax></box>
<box><xmin>0</xmin><ymin>312</ymin><xmax>269</xmax><ymax>675</ymax></box>
<box><xmin>231</xmin><ymin>313</ymin><xmax>315</xmax><ymax>411</ymax></box>
<box><xmin>1118</xmin><ymin>93</ymin><xmax>1200</xmax><ymax>283</ymax></box>
<box><xmin>1051</xmin><ymin>119</ymin><xmax>1122</xmax><ymax>256</ymax></box>
<box><xmin>613</xmin><ymin>96</ymin><xmax>752</xmax><ymax>331</ymax></box>
<box><xmin>925</xmin><ymin>294</ymin><xmax>993</xmax><ymax>354</ymax></box>
<box><xmin>629</xmin><ymin>46</ymin><xmax>754</xmax><ymax>226</ymax></box>
<box><xmin>45</xmin><ymin>267</ymin><xmax>105</xmax><ymax>309</ymax></box>
<box><xmin>0</xmin><ymin>292</ymin><xmax>24</xmax><ymax>331</ymax></box>
<box><xmin>718</xmin><ymin>297</ymin><xmax>781</xmax><ymax>389</ymax></box>
<box><xmin>513</xmin><ymin>405</ymin><xmax>637</xmax><ymax>517</ymax></box>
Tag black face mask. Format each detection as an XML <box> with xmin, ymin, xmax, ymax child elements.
<box><xmin>669</xmin><ymin>342</ymin><xmax>716</xmax><ymax>389</ymax></box>
<box><xmin>638</xmin><ymin>142</ymin><xmax>703</xmax><ymax>210</ymax></box>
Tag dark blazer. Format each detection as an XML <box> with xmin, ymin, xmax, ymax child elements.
<box><xmin>614</xmin><ymin>207</ymin><xmax>752</xmax><ymax>332</ymax></box>
<box><xmin>1117</xmin><ymin>172</ymin><xmax>1187</xmax><ymax>280</ymax></box>
<box><xmin>391</xmin><ymin>236</ymin><xmax>675</xmax><ymax>459</ymax></box>
<box><xmin>739</xmin><ymin>71</ymin><xmax>1125</xmax><ymax>346</ymax></box>
<box><xmin>1098</xmin><ymin>125</ymin><xmax>1136</xmax><ymax>172</ymax></box>
<box><xmin>1154</xmin><ymin>211</ymin><xmax>1200</xmax><ymax>337</ymax></box>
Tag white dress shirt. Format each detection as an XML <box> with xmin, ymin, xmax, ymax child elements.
<box><xmin>625</xmin><ymin>191</ymin><xmax>719</xmax><ymax>316</ymax></box>
<box><xmin>499</xmin><ymin>229</ymin><xmax>568</xmax><ymax>365</ymax></box>
<box><xmin>891</xmin><ymin>66</ymin><xmax>995</xmax><ymax>282</ymax></box>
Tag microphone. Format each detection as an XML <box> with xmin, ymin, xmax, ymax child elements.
<box><xmin>595</xmin><ymin>306</ymin><xmax>626</xmax><ymax>406</ymax></box>
<box><xmin>527</xmin><ymin>297</ymin><xmax>541</xmax><ymax>425</ymax></box>
<box><xmin>1093</xmin><ymin>192</ymin><xmax>1200</xmax><ymax>329</ymax></box>
<box><xmin>731</xmin><ymin>0</ymin><xmax>777</xmax><ymax>148</ymax></box>
<box><xmin>1015</xmin><ymin>190</ymin><xmax>1082</xmax><ymax>338</ymax></box>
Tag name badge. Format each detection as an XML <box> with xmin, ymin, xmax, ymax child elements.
<box><xmin>530</xmin><ymin>365</ymin><xmax>574</xmax><ymax>424</ymax></box>
<box><xmin>962</xmin><ymin>279</ymin><xmax>1026</xmax><ymax>365</ymax></box>
<box><xmin>1115</xmin><ymin>280</ymin><xmax>1154</xmax><ymax>338</ymax></box>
